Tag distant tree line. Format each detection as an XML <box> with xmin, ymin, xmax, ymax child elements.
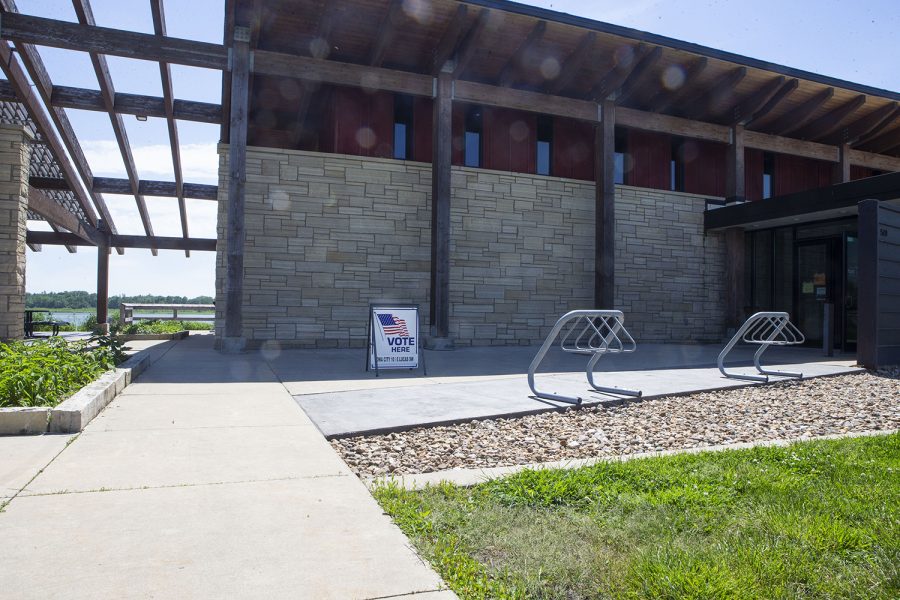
<box><xmin>26</xmin><ymin>291</ymin><xmax>214</xmax><ymax>309</ymax></box>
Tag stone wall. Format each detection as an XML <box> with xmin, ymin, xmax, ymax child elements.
<box><xmin>0</xmin><ymin>125</ymin><xmax>31</xmax><ymax>341</ymax></box>
<box><xmin>216</xmin><ymin>147</ymin><xmax>727</xmax><ymax>348</ymax></box>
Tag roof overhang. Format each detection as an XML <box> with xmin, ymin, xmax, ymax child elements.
<box><xmin>704</xmin><ymin>171</ymin><xmax>900</xmax><ymax>231</ymax></box>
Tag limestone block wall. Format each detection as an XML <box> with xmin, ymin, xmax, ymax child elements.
<box><xmin>216</xmin><ymin>147</ymin><xmax>727</xmax><ymax>348</ymax></box>
<box><xmin>0</xmin><ymin>125</ymin><xmax>31</xmax><ymax>341</ymax></box>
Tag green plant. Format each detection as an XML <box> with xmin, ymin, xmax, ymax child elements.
<box><xmin>86</xmin><ymin>334</ymin><xmax>130</xmax><ymax>365</ymax></box>
<box><xmin>117</xmin><ymin>319</ymin><xmax>212</xmax><ymax>335</ymax></box>
<box><xmin>0</xmin><ymin>337</ymin><xmax>125</xmax><ymax>408</ymax></box>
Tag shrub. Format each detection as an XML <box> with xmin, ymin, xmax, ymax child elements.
<box><xmin>118</xmin><ymin>319</ymin><xmax>212</xmax><ymax>335</ymax></box>
<box><xmin>0</xmin><ymin>336</ymin><xmax>128</xmax><ymax>408</ymax></box>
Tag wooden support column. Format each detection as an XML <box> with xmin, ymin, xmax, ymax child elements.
<box><xmin>834</xmin><ymin>143</ymin><xmax>851</xmax><ymax>184</ymax></box>
<box><xmin>427</xmin><ymin>70</ymin><xmax>453</xmax><ymax>350</ymax></box>
<box><xmin>594</xmin><ymin>100</ymin><xmax>615</xmax><ymax>309</ymax></box>
<box><xmin>96</xmin><ymin>220</ymin><xmax>109</xmax><ymax>334</ymax></box>
<box><xmin>222</xmin><ymin>25</ymin><xmax>250</xmax><ymax>351</ymax></box>
<box><xmin>726</xmin><ymin>125</ymin><xmax>745</xmax><ymax>204</ymax></box>
<box><xmin>724</xmin><ymin>125</ymin><xmax>747</xmax><ymax>330</ymax></box>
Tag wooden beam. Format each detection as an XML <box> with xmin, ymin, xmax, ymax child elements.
<box><xmin>857</xmin><ymin>125</ymin><xmax>900</xmax><ymax>156</ymax></box>
<box><xmin>722</xmin><ymin>76</ymin><xmax>785</xmax><ymax>125</ymax></box>
<box><xmin>454</xmin><ymin>80</ymin><xmax>599</xmax><ymax>122</ymax></box>
<box><xmin>744</xmin><ymin>78</ymin><xmax>799</xmax><ymax>128</ymax></box>
<box><xmin>614</xmin><ymin>46</ymin><xmax>663</xmax><ymax>105</ymax></box>
<box><xmin>726</xmin><ymin>125</ymin><xmax>745</xmax><ymax>202</ymax></box>
<box><xmin>26</xmin><ymin>242</ymin><xmax>42</xmax><ymax>252</ymax></box>
<box><xmin>680</xmin><ymin>67</ymin><xmax>747</xmax><ymax>120</ymax></box>
<box><xmin>765</xmin><ymin>87</ymin><xmax>834</xmax><ymax>136</ymax></box>
<box><xmin>616</xmin><ymin>106</ymin><xmax>730</xmax><ymax>143</ymax></box>
<box><xmin>546</xmin><ymin>31</ymin><xmax>595</xmax><ymax>95</ymax></box>
<box><xmin>644</xmin><ymin>57</ymin><xmax>707</xmax><ymax>113</ymax></box>
<box><xmin>794</xmin><ymin>94</ymin><xmax>867</xmax><ymax>141</ymax></box>
<box><xmin>151</xmin><ymin>0</ymin><xmax>190</xmax><ymax>257</ymax></box>
<box><xmin>27</xmin><ymin>188</ymin><xmax>105</xmax><ymax>246</ymax></box>
<box><xmin>74</xmin><ymin>178</ymin><xmax>218</xmax><ymax>200</ymax></box>
<box><xmin>25</xmin><ymin>230</ymin><xmax>217</xmax><ymax>251</ymax></box>
<box><xmin>72</xmin><ymin>0</ymin><xmax>156</xmax><ymax>254</ymax></box>
<box><xmin>0</xmin><ymin>40</ymin><xmax>99</xmax><ymax>226</ymax></box>
<box><xmin>496</xmin><ymin>20</ymin><xmax>546</xmax><ymax>87</ymax></box>
<box><xmin>28</xmin><ymin>177</ymin><xmax>69</xmax><ymax>191</ymax></box>
<box><xmin>452</xmin><ymin>8</ymin><xmax>492</xmax><ymax>77</ymax></box>
<box><xmin>831</xmin><ymin>102</ymin><xmax>898</xmax><ymax>146</ymax></box>
<box><xmin>369</xmin><ymin>0</ymin><xmax>405</xmax><ymax>67</ymax></box>
<box><xmin>48</xmin><ymin>223</ymin><xmax>78</xmax><ymax>253</ymax></box>
<box><xmin>0</xmin><ymin>11</ymin><xmax>227</xmax><ymax>69</ymax></box>
<box><xmin>430</xmin><ymin>4</ymin><xmax>467</xmax><ymax>75</ymax></box>
<box><xmin>588</xmin><ymin>44</ymin><xmax>648</xmax><ymax>101</ymax></box>
<box><xmin>224</xmin><ymin>25</ymin><xmax>250</xmax><ymax>343</ymax></box>
<box><xmin>835</xmin><ymin>143</ymin><xmax>851</xmax><ymax>183</ymax></box>
<box><xmin>48</xmin><ymin>85</ymin><xmax>222</xmax><ymax>123</ymax></box>
<box><xmin>847</xmin><ymin>148</ymin><xmax>900</xmax><ymax>172</ymax></box>
<box><xmin>595</xmin><ymin>99</ymin><xmax>615</xmax><ymax>309</ymax></box>
<box><xmin>96</xmin><ymin>231</ymin><xmax>109</xmax><ymax>331</ymax></box>
<box><xmin>429</xmin><ymin>70</ymin><xmax>452</xmax><ymax>344</ymax></box>
<box><xmin>743</xmin><ymin>130</ymin><xmax>836</xmax><ymax>162</ymax></box>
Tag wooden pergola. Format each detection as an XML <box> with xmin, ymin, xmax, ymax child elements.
<box><xmin>1</xmin><ymin>0</ymin><xmax>898</xmax><ymax>341</ymax></box>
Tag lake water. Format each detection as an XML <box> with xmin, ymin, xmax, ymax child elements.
<box><xmin>32</xmin><ymin>311</ymin><xmax>215</xmax><ymax>326</ymax></box>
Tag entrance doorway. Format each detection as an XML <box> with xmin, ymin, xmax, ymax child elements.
<box><xmin>794</xmin><ymin>234</ymin><xmax>857</xmax><ymax>352</ymax></box>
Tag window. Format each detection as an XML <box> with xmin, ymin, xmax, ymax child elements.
<box><xmin>670</xmin><ymin>137</ymin><xmax>685</xmax><ymax>192</ymax></box>
<box><xmin>536</xmin><ymin>116</ymin><xmax>553</xmax><ymax>176</ymax></box>
<box><xmin>614</xmin><ymin>130</ymin><xmax>627</xmax><ymax>185</ymax></box>
<box><xmin>762</xmin><ymin>152</ymin><xmax>775</xmax><ymax>199</ymax></box>
<box><xmin>464</xmin><ymin>106</ymin><xmax>482</xmax><ymax>167</ymax></box>
<box><xmin>393</xmin><ymin>94</ymin><xmax>414</xmax><ymax>160</ymax></box>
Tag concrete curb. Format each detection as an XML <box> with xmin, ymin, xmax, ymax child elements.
<box><xmin>0</xmin><ymin>342</ymin><xmax>167</xmax><ymax>436</ymax></box>
<box><xmin>116</xmin><ymin>330</ymin><xmax>189</xmax><ymax>342</ymax></box>
<box><xmin>367</xmin><ymin>429</ymin><xmax>899</xmax><ymax>491</ymax></box>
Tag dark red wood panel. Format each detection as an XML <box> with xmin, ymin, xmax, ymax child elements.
<box><xmin>413</xmin><ymin>96</ymin><xmax>433</xmax><ymax>163</ymax></box>
<box><xmin>325</xmin><ymin>87</ymin><xmax>393</xmax><ymax>158</ymax></box>
<box><xmin>482</xmin><ymin>107</ymin><xmax>536</xmax><ymax>174</ymax></box>
<box><xmin>628</xmin><ymin>129</ymin><xmax>669</xmax><ymax>190</ymax></box>
<box><xmin>683</xmin><ymin>139</ymin><xmax>726</xmax><ymax>197</ymax></box>
<box><xmin>745</xmin><ymin>148</ymin><xmax>764</xmax><ymax>201</ymax></box>
<box><xmin>774</xmin><ymin>154</ymin><xmax>833</xmax><ymax>196</ymax></box>
<box><xmin>851</xmin><ymin>165</ymin><xmax>875</xmax><ymax>180</ymax></box>
<box><xmin>552</xmin><ymin>117</ymin><xmax>593</xmax><ymax>181</ymax></box>
<box><xmin>451</xmin><ymin>103</ymin><xmax>466</xmax><ymax>166</ymax></box>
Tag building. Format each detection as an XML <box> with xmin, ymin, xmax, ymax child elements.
<box><xmin>0</xmin><ymin>1</ymin><xmax>898</xmax><ymax>365</ymax></box>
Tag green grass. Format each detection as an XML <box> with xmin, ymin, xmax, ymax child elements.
<box><xmin>0</xmin><ymin>336</ymin><xmax>128</xmax><ymax>407</ymax></box>
<box><xmin>374</xmin><ymin>434</ymin><xmax>900</xmax><ymax>599</ymax></box>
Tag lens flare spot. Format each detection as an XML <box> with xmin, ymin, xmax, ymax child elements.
<box><xmin>510</xmin><ymin>120</ymin><xmax>530</xmax><ymax>143</ymax></box>
<box><xmin>309</xmin><ymin>37</ymin><xmax>330</xmax><ymax>59</ymax></box>
<box><xmin>539</xmin><ymin>57</ymin><xmax>561</xmax><ymax>81</ymax></box>
<box><xmin>356</xmin><ymin>127</ymin><xmax>377</xmax><ymax>150</ymax></box>
<box><xmin>402</xmin><ymin>0</ymin><xmax>433</xmax><ymax>25</ymax></box>
<box><xmin>613</xmin><ymin>45</ymin><xmax>636</xmax><ymax>69</ymax></box>
<box><xmin>260</xmin><ymin>340</ymin><xmax>282</xmax><ymax>361</ymax></box>
<box><xmin>269</xmin><ymin>189</ymin><xmax>291</xmax><ymax>211</ymax></box>
<box><xmin>661</xmin><ymin>65</ymin><xmax>686</xmax><ymax>91</ymax></box>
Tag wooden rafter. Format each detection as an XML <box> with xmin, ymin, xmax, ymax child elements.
<box><xmin>794</xmin><ymin>94</ymin><xmax>866</xmax><ymax>140</ymax></box>
<box><xmin>72</xmin><ymin>0</ymin><xmax>156</xmax><ymax>255</ymax></box>
<box><xmin>40</xmin><ymin>85</ymin><xmax>222</xmax><ymax>123</ymax></box>
<box><xmin>721</xmin><ymin>76</ymin><xmax>785</xmax><ymax>125</ymax></box>
<box><xmin>644</xmin><ymin>57</ymin><xmax>707</xmax><ymax>113</ymax></box>
<box><xmin>588</xmin><ymin>44</ymin><xmax>649</xmax><ymax>101</ymax></box>
<box><xmin>744</xmin><ymin>78</ymin><xmax>799</xmax><ymax>128</ymax></box>
<box><xmin>29</xmin><ymin>176</ymin><xmax>218</xmax><ymax>200</ymax></box>
<box><xmin>452</xmin><ymin>8</ymin><xmax>492</xmax><ymax>77</ymax></box>
<box><xmin>150</xmin><ymin>0</ymin><xmax>190</xmax><ymax>257</ymax></box>
<box><xmin>829</xmin><ymin>103</ymin><xmax>898</xmax><ymax>146</ymax></box>
<box><xmin>370</xmin><ymin>0</ymin><xmax>405</xmax><ymax>67</ymax></box>
<box><xmin>0</xmin><ymin>40</ymin><xmax>100</xmax><ymax>226</ymax></box>
<box><xmin>850</xmin><ymin>105</ymin><xmax>900</xmax><ymax>147</ymax></box>
<box><xmin>496</xmin><ymin>20</ymin><xmax>546</xmax><ymax>87</ymax></box>
<box><xmin>679</xmin><ymin>67</ymin><xmax>747</xmax><ymax>120</ymax></box>
<box><xmin>27</xmin><ymin>188</ymin><xmax>105</xmax><ymax>246</ymax></box>
<box><xmin>26</xmin><ymin>230</ymin><xmax>216</xmax><ymax>251</ymax></box>
<box><xmin>545</xmin><ymin>31</ymin><xmax>595</xmax><ymax>95</ymax></box>
<box><xmin>615</xmin><ymin>46</ymin><xmax>663</xmax><ymax>105</ymax></box>
<box><xmin>860</xmin><ymin>125</ymin><xmax>900</xmax><ymax>155</ymax></box>
<box><xmin>765</xmin><ymin>87</ymin><xmax>834</xmax><ymax>136</ymax></box>
<box><xmin>430</xmin><ymin>4</ymin><xmax>468</xmax><ymax>75</ymax></box>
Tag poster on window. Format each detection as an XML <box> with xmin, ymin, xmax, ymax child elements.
<box><xmin>368</xmin><ymin>306</ymin><xmax>420</xmax><ymax>370</ymax></box>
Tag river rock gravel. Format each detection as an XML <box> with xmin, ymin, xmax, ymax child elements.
<box><xmin>331</xmin><ymin>370</ymin><xmax>900</xmax><ymax>477</ymax></box>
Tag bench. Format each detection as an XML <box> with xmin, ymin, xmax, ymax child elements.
<box><xmin>24</xmin><ymin>311</ymin><xmax>71</xmax><ymax>337</ymax></box>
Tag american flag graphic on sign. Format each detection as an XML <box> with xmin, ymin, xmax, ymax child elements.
<box><xmin>378</xmin><ymin>313</ymin><xmax>410</xmax><ymax>336</ymax></box>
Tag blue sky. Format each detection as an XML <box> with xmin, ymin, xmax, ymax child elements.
<box><xmin>21</xmin><ymin>0</ymin><xmax>900</xmax><ymax>297</ymax></box>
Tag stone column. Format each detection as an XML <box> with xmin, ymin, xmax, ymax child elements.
<box><xmin>0</xmin><ymin>124</ymin><xmax>32</xmax><ymax>341</ymax></box>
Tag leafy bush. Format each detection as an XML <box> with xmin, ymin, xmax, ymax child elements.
<box><xmin>116</xmin><ymin>319</ymin><xmax>212</xmax><ymax>335</ymax></box>
<box><xmin>0</xmin><ymin>336</ymin><xmax>129</xmax><ymax>408</ymax></box>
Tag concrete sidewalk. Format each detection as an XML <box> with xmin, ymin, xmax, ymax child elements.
<box><xmin>0</xmin><ymin>335</ymin><xmax>453</xmax><ymax>599</ymax></box>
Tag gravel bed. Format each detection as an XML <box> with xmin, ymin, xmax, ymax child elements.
<box><xmin>332</xmin><ymin>370</ymin><xmax>900</xmax><ymax>477</ymax></box>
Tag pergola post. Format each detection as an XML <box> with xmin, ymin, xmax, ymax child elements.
<box><xmin>834</xmin><ymin>142</ymin><xmax>851</xmax><ymax>183</ymax></box>
<box><xmin>96</xmin><ymin>219</ymin><xmax>110</xmax><ymax>334</ymax></box>
<box><xmin>724</xmin><ymin>125</ymin><xmax>747</xmax><ymax>330</ymax></box>
<box><xmin>426</xmin><ymin>69</ymin><xmax>454</xmax><ymax>350</ymax></box>
<box><xmin>594</xmin><ymin>100</ymin><xmax>615</xmax><ymax>309</ymax></box>
<box><xmin>0</xmin><ymin>124</ymin><xmax>32</xmax><ymax>341</ymax></box>
<box><xmin>221</xmin><ymin>25</ymin><xmax>250</xmax><ymax>352</ymax></box>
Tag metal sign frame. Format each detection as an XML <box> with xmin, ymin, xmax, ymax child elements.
<box><xmin>365</xmin><ymin>303</ymin><xmax>427</xmax><ymax>377</ymax></box>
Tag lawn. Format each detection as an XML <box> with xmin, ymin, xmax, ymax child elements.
<box><xmin>374</xmin><ymin>433</ymin><xmax>900</xmax><ymax>599</ymax></box>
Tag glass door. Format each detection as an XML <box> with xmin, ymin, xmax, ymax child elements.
<box><xmin>843</xmin><ymin>234</ymin><xmax>858</xmax><ymax>352</ymax></box>
<box><xmin>795</xmin><ymin>239</ymin><xmax>842</xmax><ymax>347</ymax></box>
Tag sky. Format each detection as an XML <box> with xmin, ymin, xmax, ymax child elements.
<box><xmin>20</xmin><ymin>0</ymin><xmax>900</xmax><ymax>297</ymax></box>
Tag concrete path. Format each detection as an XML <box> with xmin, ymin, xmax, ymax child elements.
<box><xmin>277</xmin><ymin>344</ymin><xmax>861</xmax><ymax>437</ymax></box>
<box><xmin>0</xmin><ymin>335</ymin><xmax>453</xmax><ymax>599</ymax></box>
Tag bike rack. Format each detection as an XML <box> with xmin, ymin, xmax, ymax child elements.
<box><xmin>528</xmin><ymin>310</ymin><xmax>642</xmax><ymax>405</ymax></box>
<box><xmin>717</xmin><ymin>312</ymin><xmax>805</xmax><ymax>382</ymax></box>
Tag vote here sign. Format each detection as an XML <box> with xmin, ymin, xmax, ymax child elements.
<box><xmin>369</xmin><ymin>306</ymin><xmax>419</xmax><ymax>370</ymax></box>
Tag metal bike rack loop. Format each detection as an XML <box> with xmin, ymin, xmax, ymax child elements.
<box><xmin>717</xmin><ymin>312</ymin><xmax>805</xmax><ymax>383</ymax></box>
<box><xmin>528</xmin><ymin>310</ymin><xmax>642</xmax><ymax>405</ymax></box>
